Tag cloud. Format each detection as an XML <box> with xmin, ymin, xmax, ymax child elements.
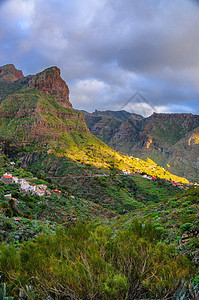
<box><xmin>0</xmin><ymin>0</ymin><xmax>199</xmax><ymax>115</ymax></box>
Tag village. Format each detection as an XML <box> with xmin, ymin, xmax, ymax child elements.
<box><xmin>0</xmin><ymin>171</ymin><xmax>61</xmax><ymax>198</ymax></box>
<box><xmin>0</xmin><ymin>160</ymin><xmax>197</xmax><ymax>202</ymax></box>
<box><xmin>122</xmin><ymin>170</ymin><xmax>189</xmax><ymax>189</ymax></box>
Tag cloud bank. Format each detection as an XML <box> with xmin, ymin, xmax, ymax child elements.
<box><xmin>0</xmin><ymin>0</ymin><xmax>199</xmax><ymax>115</ymax></box>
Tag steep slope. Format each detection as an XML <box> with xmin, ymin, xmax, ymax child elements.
<box><xmin>0</xmin><ymin>64</ymin><xmax>29</xmax><ymax>102</ymax></box>
<box><xmin>0</xmin><ymin>65</ymin><xmax>189</xmax><ymax>182</ymax></box>
<box><xmin>166</xmin><ymin>128</ymin><xmax>199</xmax><ymax>181</ymax></box>
<box><xmin>81</xmin><ymin>110</ymin><xmax>143</xmax><ymax>146</ymax></box>
<box><xmin>128</xmin><ymin>113</ymin><xmax>199</xmax><ymax>181</ymax></box>
<box><xmin>0</xmin><ymin>64</ymin><xmax>24</xmax><ymax>82</ymax></box>
<box><xmin>28</xmin><ymin>66</ymin><xmax>72</xmax><ymax>109</ymax></box>
<box><xmin>81</xmin><ymin>112</ymin><xmax>122</xmax><ymax>145</ymax></box>
<box><xmin>84</xmin><ymin>110</ymin><xmax>199</xmax><ymax>181</ymax></box>
<box><xmin>0</xmin><ymin>65</ymin><xmax>85</xmax><ymax>151</ymax></box>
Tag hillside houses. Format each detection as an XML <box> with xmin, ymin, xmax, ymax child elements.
<box><xmin>20</xmin><ymin>179</ymin><xmax>30</xmax><ymax>190</ymax></box>
<box><xmin>12</xmin><ymin>176</ymin><xmax>19</xmax><ymax>184</ymax></box>
<box><xmin>1</xmin><ymin>173</ymin><xmax>13</xmax><ymax>184</ymax></box>
<box><xmin>0</xmin><ymin>173</ymin><xmax>52</xmax><ymax>197</ymax></box>
<box><xmin>141</xmin><ymin>174</ymin><xmax>157</xmax><ymax>181</ymax></box>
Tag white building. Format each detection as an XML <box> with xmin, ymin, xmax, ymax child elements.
<box><xmin>36</xmin><ymin>189</ymin><xmax>45</xmax><ymax>197</ymax></box>
<box><xmin>20</xmin><ymin>180</ymin><xmax>30</xmax><ymax>190</ymax></box>
<box><xmin>12</xmin><ymin>176</ymin><xmax>19</xmax><ymax>184</ymax></box>
<box><xmin>29</xmin><ymin>185</ymin><xmax>36</xmax><ymax>192</ymax></box>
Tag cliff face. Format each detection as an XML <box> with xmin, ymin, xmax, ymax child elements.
<box><xmin>28</xmin><ymin>66</ymin><xmax>72</xmax><ymax>109</ymax></box>
<box><xmin>0</xmin><ymin>65</ymin><xmax>87</xmax><ymax>149</ymax></box>
<box><xmin>83</xmin><ymin>110</ymin><xmax>199</xmax><ymax>181</ymax></box>
<box><xmin>0</xmin><ymin>90</ymin><xmax>88</xmax><ymax>149</ymax></box>
<box><xmin>0</xmin><ymin>64</ymin><xmax>72</xmax><ymax>109</ymax></box>
<box><xmin>0</xmin><ymin>64</ymin><xmax>24</xmax><ymax>82</ymax></box>
<box><xmin>0</xmin><ymin>64</ymin><xmax>190</xmax><ymax>182</ymax></box>
<box><xmin>0</xmin><ymin>65</ymin><xmax>130</xmax><ymax>173</ymax></box>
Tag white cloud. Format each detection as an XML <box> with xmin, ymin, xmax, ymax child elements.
<box><xmin>0</xmin><ymin>0</ymin><xmax>199</xmax><ymax>114</ymax></box>
<box><xmin>70</xmin><ymin>79</ymin><xmax>108</xmax><ymax>110</ymax></box>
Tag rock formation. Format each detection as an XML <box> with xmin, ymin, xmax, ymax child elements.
<box><xmin>28</xmin><ymin>66</ymin><xmax>72</xmax><ymax>109</ymax></box>
<box><xmin>0</xmin><ymin>64</ymin><xmax>24</xmax><ymax>82</ymax></box>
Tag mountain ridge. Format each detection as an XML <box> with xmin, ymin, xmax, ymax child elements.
<box><xmin>0</xmin><ymin>64</ymin><xmax>190</xmax><ymax>183</ymax></box>
<box><xmin>0</xmin><ymin>65</ymin><xmax>198</xmax><ymax>300</ymax></box>
<box><xmin>82</xmin><ymin>110</ymin><xmax>199</xmax><ymax>181</ymax></box>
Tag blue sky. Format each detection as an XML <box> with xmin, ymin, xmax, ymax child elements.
<box><xmin>0</xmin><ymin>0</ymin><xmax>199</xmax><ymax>116</ymax></box>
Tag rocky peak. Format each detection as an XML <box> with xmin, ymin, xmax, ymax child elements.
<box><xmin>0</xmin><ymin>64</ymin><xmax>24</xmax><ymax>82</ymax></box>
<box><xmin>28</xmin><ymin>66</ymin><xmax>72</xmax><ymax>109</ymax></box>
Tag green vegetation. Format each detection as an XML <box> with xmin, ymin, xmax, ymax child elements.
<box><xmin>0</xmin><ymin>66</ymin><xmax>198</xmax><ymax>299</ymax></box>
<box><xmin>48</xmin><ymin>175</ymin><xmax>181</xmax><ymax>214</ymax></box>
<box><xmin>0</xmin><ymin>142</ymin><xmax>198</xmax><ymax>299</ymax></box>
<box><xmin>0</xmin><ymin>89</ymin><xmax>189</xmax><ymax>183</ymax></box>
<box><xmin>0</xmin><ymin>221</ymin><xmax>196</xmax><ymax>299</ymax></box>
<box><xmin>0</xmin><ymin>80</ymin><xmax>27</xmax><ymax>103</ymax></box>
<box><xmin>149</xmin><ymin>115</ymin><xmax>199</xmax><ymax>146</ymax></box>
<box><xmin>83</xmin><ymin>110</ymin><xmax>199</xmax><ymax>182</ymax></box>
<box><xmin>119</xmin><ymin>187</ymin><xmax>199</xmax><ymax>266</ymax></box>
<box><xmin>0</xmin><ymin>184</ymin><xmax>116</xmax><ymax>244</ymax></box>
<box><xmin>0</xmin><ymin>155</ymin><xmax>117</xmax><ymax>243</ymax></box>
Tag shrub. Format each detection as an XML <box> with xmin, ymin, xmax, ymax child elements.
<box><xmin>0</xmin><ymin>221</ymin><xmax>194</xmax><ymax>299</ymax></box>
<box><xmin>180</xmin><ymin>223</ymin><xmax>194</xmax><ymax>232</ymax></box>
<box><xmin>182</xmin><ymin>201</ymin><xmax>191</xmax><ymax>207</ymax></box>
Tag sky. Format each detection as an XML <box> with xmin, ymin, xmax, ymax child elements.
<box><xmin>0</xmin><ymin>0</ymin><xmax>199</xmax><ymax>116</ymax></box>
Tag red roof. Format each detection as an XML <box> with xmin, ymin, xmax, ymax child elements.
<box><xmin>54</xmin><ymin>190</ymin><xmax>61</xmax><ymax>194</ymax></box>
<box><xmin>3</xmin><ymin>175</ymin><xmax>12</xmax><ymax>179</ymax></box>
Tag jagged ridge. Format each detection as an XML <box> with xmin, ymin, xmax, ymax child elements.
<box><xmin>0</xmin><ymin>64</ymin><xmax>190</xmax><ymax>182</ymax></box>
<box><xmin>83</xmin><ymin>110</ymin><xmax>199</xmax><ymax>181</ymax></box>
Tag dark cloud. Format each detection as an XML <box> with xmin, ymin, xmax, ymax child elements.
<box><xmin>0</xmin><ymin>0</ymin><xmax>199</xmax><ymax>115</ymax></box>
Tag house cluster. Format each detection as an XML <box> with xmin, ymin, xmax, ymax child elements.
<box><xmin>171</xmin><ymin>182</ymin><xmax>184</xmax><ymax>189</ymax></box>
<box><xmin>122</xmin><ymin>170</ymin><xmax>132</xmax><ymax>175</ymax></box>
<box><xmin>142</xmin><ymin>174</ymin><xmax>157</xmax><ymax>181</ymax></box>
<box><xmin>0</xmin><ymin>172</ymin><xmax>53</xmax><ymax>197</ymax></box>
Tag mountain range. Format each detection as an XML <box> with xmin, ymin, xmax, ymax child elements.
<box><xmin>82</xmin><ymin>109</ymin><xmax>199</xmax><ymax>181</ymax></box>
<box><xmin>0</xmin><ymin>64</ymin><xmax>198</xmax><ymax>299</ymax></box>
<box><xmin>0</xmin><ymin>64</ymin><xmax>188</xmax><ymax>183</ymax></box>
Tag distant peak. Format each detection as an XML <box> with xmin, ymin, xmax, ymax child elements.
<box><xmin>1</xmin><ymin>64</ymin><xmax>15</xmax><ymax>68</ymax></box>
<box><xmin>0</xmin><ymin>64</ymin><xmax>24</xmax><ymax>82</ymax></box>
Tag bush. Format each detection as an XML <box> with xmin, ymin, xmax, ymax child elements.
<box><xmin>0</xmin><ymin>221</ymin><xmax>195</xmax><ymax>299</ymax></box>
<box><xmin>5</xmin><ymin>208</ymin><xmax>13</xmax><ymax>218</ymax></box>
<box><xmin>182</xmin><ymin>201</ymin><xmax>191</xmax><ymax>207</ymax></box>
<box><xmin>180</xmin><ymin>223</ymin><xmax>194</xmax><ymax>232</ymax></box>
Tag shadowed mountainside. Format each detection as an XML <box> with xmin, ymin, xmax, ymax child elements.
<box><xmin>82</xmin><ymin>110</ymin><xmax>199</xmax><ymax>181</ymax></box>
<box><xmin>0</xmin><ymin>64</ymin><xmax>189</xmax><ymax>183</ymax></box>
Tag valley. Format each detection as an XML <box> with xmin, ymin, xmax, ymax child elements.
<box><xmin>82</xmin><ymin>110</ymin><xmax>199</xmax><ymax>182</ymax></box>
<box><xmin>0</xmin><ymin>64</ymin><xmax>198</xmax><ymax>299</ymax></box>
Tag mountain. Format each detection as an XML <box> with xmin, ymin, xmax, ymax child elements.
<box><xmin>0</xmin><ymin>64</ymin><xmax>30</xmax><ymax>102</ymax></box>
<box><xmin>90</xmin><ymin>109</ymin><xmax>137</xmax><ymax>121</ymax></box>
<box><xmin>0</xmin><ymin>64</ymin><xmax>189</xmax><ymax>183</ymax></box>
<box><xmin>0</xmin><ymin>65</ymin><xmax>198</xmax><ymax>300</ymax></box>
<box><xmin>0</xmin><ymin>64</ymin><xmax>24</xmax><ymax>82</ymax></box>
<box><xmin>81</xmin><ymin>110</ymin><xmax>143</xmax><ymax>146</ymax></box>
<box><xmin>83</xmin><ymin>110</ymin><xmax>199</xmax><ymax>181</ymax></box>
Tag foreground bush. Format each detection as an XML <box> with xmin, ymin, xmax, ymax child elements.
<box><xmin>0</xmin><ymin>221</ymin><xmax>196</xmax><ymax>299</ymax></box>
